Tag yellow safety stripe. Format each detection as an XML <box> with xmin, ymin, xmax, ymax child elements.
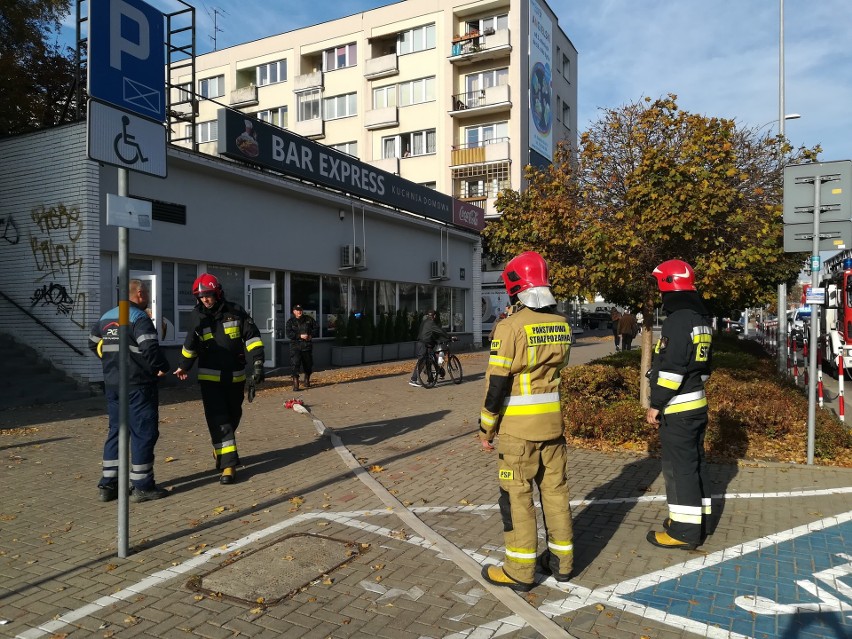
<box><xmin>200</xmin><ymin>328</ymin><xmax>214</xmax><ymax>341</ymax></box>
<box><xmin>502</xmin><ymin>401</ymin><xmax>561</xmax><ymax>416</ymax></box>
<box><xmin>215</xmin><ymin>445</ymin><xmax>237</xmax><ymax>456</ymax></box>
<box><xmin>547</xmin><ymin>540</ymin><xmax>574</xmax><ymax>555</ymax></box>
<box><xmin>505</xmin><ymin>546</ymin><xmax>537</xmax><ymax>563</ymax></box>
<box><xmin>233</xmin><ymin>373</ymin><xmax>246</xmax><ymax>383</ymax></box>
<box><xmin>480</xmin><ymin>412</ymin><xmax>497</xmax><ymax>427</ymax></box>
<box><xmin>182</xmin><ymin>347</ymin><xmax>197</xmax><ymax>359</ymax></box>
<box><xmin>246</xmin><ymin>337</ymin><xmax>263</xmax><ymax>351</ymax></box>
<box><xmin>489</xmin><ymin>355</ymin><xmax>512</xmax><ymax>368</ymax></box>
<box><xmin>657</xmin><ymin>377</ymin><xmax>681</xmax><ymax>390</ymax></box>
<box><xmin>663</xmin><ymin>397</ymin><xmax>707</xmax><ymax>414</ymax></box>
<box><xmin>702</xmin><ymin>498</ymin><xmax>712</xmax><ymax>515</ymax></box>
<box><xmin>198</xmin><ymin>373</ymin><xmax>220</xmax><ymax>382</ymax></box>
<box><xmin>519</xmin><ymin>372</ymin><xmax>531</xmax><ymax>395</ymax></box>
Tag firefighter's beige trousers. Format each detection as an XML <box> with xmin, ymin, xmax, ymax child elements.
<box><xmin>497</xmin><ymin>434</ymin><xmax>574</xmax><ymax>583</ymax></box>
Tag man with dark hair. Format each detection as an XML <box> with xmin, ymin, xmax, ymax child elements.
<box><xmin>408</xmin><ymin>310</ymin><xmax>449</xmax><ymax>387</ymax></box>
<box><xmin>89</xmin><ymin>279</ymin><xmax>170</xmax><ymax>503</ymax></box>
<box><xmin>286</xmin><ymin>304</ymin><xmax>316</xmax><ymax>390</ymax></box>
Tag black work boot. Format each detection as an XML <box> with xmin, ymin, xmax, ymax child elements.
<box><xmin>304</xmin><ymin>375</ymin><xmax>311</xmax><ymax>389</ymax></box>
<box><xmin>292</xmin><ymin>375</ymin><xmax>300</xmax><ymax>391</ymax></box>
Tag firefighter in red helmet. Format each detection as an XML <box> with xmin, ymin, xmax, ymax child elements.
<box><xmin>646</xmin><ymin>259</ymin><xmax>713</xmax><ymax>549</ymax></box>
<box><xmin>479</xmin><ymin>251</ymin><xmax>574</xmax><ymax>592</ymax></box>
<box><xmin>174</xmin><ymin>273</ymin><xmax>265</xmax><ymax>485</ymax></box>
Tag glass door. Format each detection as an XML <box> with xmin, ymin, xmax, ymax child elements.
<box><xmin>248</xmin><ymin>281</ymin><xmax>274</xmax><ymax>367</ymax></box>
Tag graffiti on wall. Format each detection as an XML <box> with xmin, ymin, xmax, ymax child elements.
<box><xmin>0</xmin><ymin>215</ymin><xmax>19</xmax><ymax>245</ymax></box>
<box><xmin>27</xmin><ymin>204</ymin><xmax>87</xmax><ymax>329</ymax></box>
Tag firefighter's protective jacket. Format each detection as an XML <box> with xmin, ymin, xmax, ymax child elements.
<box><xmin>178</xmin><ymin>300</ymin><xmax>264</xmax><ymax>383</ymax></box>
<box><xmin>649</xmin><ymin>292</ymin><xmax>712</xmax><ymax>415</ymax></box>
<box><xmin>480</xmin><ymin>306</ymin><xmax>571</xmax><ymax>442</ymax></box>
<box><xmin>89</xmin><ymin>304</ymin><xmax>170</xmax><ymax>388</ymax></box>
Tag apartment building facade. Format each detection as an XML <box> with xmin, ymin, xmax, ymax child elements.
<box><xmin>170</xmin><ymin>0</ymin><xmax>578</xmax><ymax>219</ymax></box>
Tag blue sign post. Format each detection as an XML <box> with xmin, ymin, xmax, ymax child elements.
<box><xmin>88</xmin><ymin>0</ymin><xmax>166</xmax><ymax>123</ymax></box>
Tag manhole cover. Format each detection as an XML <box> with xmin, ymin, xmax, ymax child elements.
<box><xmin>188</xmin><ymin>533</ymin><xmax>363</xmax><ymax>606</ymax></box>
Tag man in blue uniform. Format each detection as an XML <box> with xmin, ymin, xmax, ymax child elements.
<box><xmin>89</xmin><ymin>279</ymin><xmax>170</xmax><ymax>503</ymax></box>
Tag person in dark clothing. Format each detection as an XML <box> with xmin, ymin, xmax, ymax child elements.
<box><xmin>89</xmin><ymin>279</ymin><xmax>170</xmax><ymax>503</ymax></box>
<box><xmin>408</xmin><ymin>310</ymin><xmax>450</xmax><ymax>387</ymax></box>
<box><xmin>285</xmin><ymin>304</ymin><xmax>317</xmax><ymax>390</ymax></box>
<box><xmin>610</xmin><ymin>307</ymin><xmax>622</xmax><ymax>350</ymax></box>
<box><xmin>617</xmin><ymin>309</ymin><xmax>639</xmax><ymax>351</ymax></box>
<box><xmin>646</xmin><ymin>260</ymin><xmax>713</xmax><ymax>550</ymax></box>
<box><xmin>174</xmin><ymin>274</ymin><xmax>264</xmax><ymax>486</ymax></box>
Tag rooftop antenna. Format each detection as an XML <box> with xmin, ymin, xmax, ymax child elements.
<box><xmin>208</xmin><ymin>6</ymin><xmax>226</xmax><ymax>51</ymax></box>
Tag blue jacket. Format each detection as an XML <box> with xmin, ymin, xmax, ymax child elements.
<box><xmin>89</xmin><ymin>304</ymin><xmax>170</xmax><ymax>388</ymax></box>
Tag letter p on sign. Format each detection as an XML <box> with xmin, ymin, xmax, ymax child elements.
<box><xmin>110</xmin><ymin>0</ymin><xmax>149</xmax><ymax>70</ymax></box>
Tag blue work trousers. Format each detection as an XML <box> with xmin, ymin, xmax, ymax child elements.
<box><xmin>100</xmin><ymin>385</ymin><xmax>160</xmax><ymax>491</ymax></box>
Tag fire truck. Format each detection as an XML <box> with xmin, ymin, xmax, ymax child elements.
<box><xmin>817</xmin><ymin>251</ymin><xmax>852</xmax><ymax>378</ymax></box>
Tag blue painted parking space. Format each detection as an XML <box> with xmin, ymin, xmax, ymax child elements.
<box><xmin>622</xmin><ymin>519</ymin><xmax>852</xmax><ymax>638</ymax></box>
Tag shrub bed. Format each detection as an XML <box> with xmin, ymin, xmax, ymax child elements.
<box><xmin>561</xmin><ymin>333</ymin><xmax>852</xmax><ymax>466</ymax></box>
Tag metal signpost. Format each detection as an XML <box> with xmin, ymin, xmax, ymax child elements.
<box><xmin>783</xmin><ymin>160</ymin><xmax>852</xmax><ymax>464</ymax></box>
<box><xmin>87</xmin><ymin>0</ymin><xmax>166</xmax><ymax>558</ymax></box>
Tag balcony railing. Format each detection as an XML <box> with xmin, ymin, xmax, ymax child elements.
<box><xmin>449</xmin><ymin>28</ymin><xmax>511</xmax><ymax>62</ymax></box>
<box><xmin>294</xmin><ymin>70</ymin><xmax>323</xmax><ymax>93</ymax></box>
<box><xmin>229</xmin><ymin>85</ymin><xmax>258</xmax><ymax>107</ymax></box>
<box><xmin>450</xmin><ymin>85</ymin><xmax>511</xmax><ymax>115</ymax></box>
<box><xmin>364</xmin><ymin>53</ymin><xmax>399</xmax><ymax>80</ymax></box>
<box><xmin>368</xmin><ymin>157</ymin><xmax>399</xmax><ymax>175</ymax></box>
<box><xmin>294</xmin><ymin>117</ymin><xmax>324</xmax><ymax>139</ymax></box>
<box><xmin>450</xmin><ymin>137</ymin><xmax>510</xmax><ymax>166</ymax></box>
<box><xmin>364</xmin><ymin>106</ymin><xmax>399</xmax><ymax>130</ymax></box>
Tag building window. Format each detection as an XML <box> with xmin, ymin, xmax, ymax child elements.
<box><xmin>297</xmin><ymin>89</ymin><xmax>321</xmax><ymax>121</ymax></box>
<box><xmin>323</xmin><ymin>92</ymin><xmax>357</xmax><ymax>120</ymax></box>
<box><xmin>562</xmin><ymin>102</ymin><xmax>570</xmax><ymax>127</ymax></box>
<box><xmin>397</xmin><ymin>23</ymin><xmax>436</xmax><ymax>55</ymax></box>
<box><xmin>372</xmin><ymin>84</ymin><xmax>397</xmax><ymax>109</ymax></box>
<box><xmin>464</xmin><ymin>68</ymin><xmax>508</xmax><ymax>93</ymax></box>
<box><xmin>257</xmin><ymin>59</ymin><xmax>287</xmax><ymax>86</ymax></box>
<box><xmin>420</xmin><ymin>181</ymin><xmax>437</xmax><ymax>190</ymax></box>
<box><xmin>324</xmin><ymin>43</ymin><xmax>357</xmax><ymax>71</ymax></box>
<box><xmin>195</xmin><ymin>120</ymin><xmax>218</xmax><ymax>143</ymax></box>
<box><xmin>382</xmin><ymin>129</ymin><xmax>436</xmax><ymax>159</ymax></box>
<box><xmin>556</xmin><ymin>96</ymin><xmax>562</xmax><ymax>122</ymax></box>
<box><xmin>464</xmin><ymin>121</ymin><xmax>508</xmax><ymax>147</ymax></box>
<box><xmin>330</xmin><ymin>141</ymin><xmax>358</xmax><ymax>157</ymax></box>
<box><xmin>174</xmin><ymin>82</ymin><xmax>192</xmax><ymax>104</ymax></box>
<box><xmin>198</xmin><ymin>74</ymin><xmax>224</xmax><ymax>98</ymax></box>
<box><xmin>562</xmin><ymin>54</ymin><xmax>570</xmax><ymax>81</ymax></box>
<box><xmin>453</xmin><ymin>161</ymin><xmax>511</xmax><ymax>200</ymax></box>
<box><xmin>257</xmin><ymin>106</ymin><xmax>288</xmax><ymax>128</ymax></box>
<box><xmin>398</xmin><ymin>77</ymin><xmax>435</xmax><ymax>107</ymax></box>
<box><xmin>467</xmin><ymin>13</ymin><xmax>508</xmax><ymax>35</ymax></box>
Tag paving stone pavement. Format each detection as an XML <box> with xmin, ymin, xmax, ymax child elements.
<box><xmin>0</xmin><ymin>336</ymin><xmax>850</xmax><ymax>639</ymax></box>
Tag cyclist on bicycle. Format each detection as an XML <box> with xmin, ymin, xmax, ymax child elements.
<box><xmin>408</xmin><ymin>310</ymin><xmax>450</xmax><ymax>387</ymax></box>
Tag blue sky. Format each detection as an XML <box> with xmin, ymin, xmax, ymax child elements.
<box><xmin>62</xmin><ymin>0</ymin><xmax>852</xmax><ymax>160</ymax></box>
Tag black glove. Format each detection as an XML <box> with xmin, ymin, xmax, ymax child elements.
<box><xmin>253</xmin><ymin>360</ymin><xmax>265</xmax><ymax>384</ymax></box>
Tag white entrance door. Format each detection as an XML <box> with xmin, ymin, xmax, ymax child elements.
<box><xmin>248</xmin><ymin>281</ymin><xmax>274</xmax><ymax>368</ymax></box>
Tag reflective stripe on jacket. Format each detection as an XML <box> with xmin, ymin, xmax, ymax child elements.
<box><xmin>480</xmin><ymin>306</ymin><xmax>571</xmax><ymax>441</ymax></box>
<box><xmin>89</xmin><ymin>304</ymin><xmax>169</xmax><ymax>387</ymax></box>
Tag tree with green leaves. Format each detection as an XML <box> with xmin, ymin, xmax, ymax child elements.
<box><xmin>1</xmin><ymin>0</ymin><xmax>79</xmax><ymax>136</ymax></box>
<box><xmin>483</xmin><ymin>95</ymin><xmax>819</xmax><ymax>404</ymax></box>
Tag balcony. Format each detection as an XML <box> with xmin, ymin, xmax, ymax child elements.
<box><xmin>364</xmin><ymin>53</ymin><xmax>399</xmax><ymax>80</ymax></box>
<box><xmin>229</xmin><ymin>85</ymin><xmax>258</xmax><ymax>107</ymax></box>
<box><xmin>294</xmin><ymin>70</ymin><xmax>323</xmax><ymax>93</ymax></box>
<box><xmin>294</xmin><ymin>118</ymin><xmax>324</xmax><ymax>139</ymax></box>
<box><xmin>365</xmin><ymin>106</ymin><xmax>399</xmax><ymax>130</ymax></box>
<box><xmin>450</xmin><ymin>138</ymin><xmax>510</xmax><ymax>167</ymax></box>
<box><xmin>450</xmin><ymin>84</ymin><xmax>511</xmax><ymax>118</ymax></box>
<box><xmin>368</xmin><ymin>157</ymin><xmax>399</xmax><ymax>175</ymax></box>
<box><xmin>456</xmin><ymin>196</ymin><xmax>499</xmax><ymax>217</ymax></box>
<box><xmin>449</xmin><ymin>28</ymin><xmax>511</xmax><ymax>65</ymax></box>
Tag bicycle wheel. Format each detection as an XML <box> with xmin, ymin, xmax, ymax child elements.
<box><xmin>417</xmin><ymin>355</ymin><xmax>439</xmax><ymax>388</ymax></box>
<box><xmin>446</xmin><ymin>354</ymin><xmax>463</xmax><ymax>384</ymax></box>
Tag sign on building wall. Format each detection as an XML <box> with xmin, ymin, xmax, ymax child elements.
<box><xmin>217</xmin><ymin>108</ymin><xmax>485</xmax><ymax>232</ymax></box>
<box><xmin>528</xmin><ymin>0</ymin><xmax>553</xmax><ymax>162</ymax></box>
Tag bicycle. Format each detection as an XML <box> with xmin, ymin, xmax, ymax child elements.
<box><xmin>416</xmin><ymin>338</ymin><xmax>463</xmax><ymax>388</ymax></box>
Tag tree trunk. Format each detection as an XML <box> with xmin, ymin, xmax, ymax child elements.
<box><xmin>639</xmin><ymin>295</ymin><xmax>656</xmax><ymax>408</ymax></box>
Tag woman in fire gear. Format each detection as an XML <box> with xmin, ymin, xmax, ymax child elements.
<box><xmin>479</xmin><ymin>251</ymin><xmax>574</xmax><ymax>592</ymax></box>
<box><xmin>646</xmin><ymin>259</ymin><xmax>713</xmax><ymax>550</ymax></box>
<box><xmin>174</xmin><ymin>274</ymin><xmax>265</xmax><ymax>485</ymax></box>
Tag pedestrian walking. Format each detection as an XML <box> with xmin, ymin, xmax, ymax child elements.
<box><xmin>285</xmin><ymin>304</ymin><xmax>317</xmax><ymax>390</ymax></box>
<box><xmin>89</xmin><ymin>279</ymin><xmax>170</xmax><ymax>503</ymax></box>
<box><xmin>617</xmin><ymin>309</ymin><xmax>639</xmax><ymax>351</ymax></box>
<box><xmin>646</xmin><ymin>259</ymin><xmax>713</xmax><ymax>550</ymax></box>
<box><xmin>408</xmin><ymin>310</ymin><xmax>450</xmax><ymax>387</ymax></box>
<box><xmin>173</xmin><ymin>274</ymin><xmax>265</xmax><ymax>485</ymax></box>
<box><xmin>610</xmin><ymin>307</ymin><xmax>621</xmax><ymax>350</ymax></box>
<box><xmin>479</xmin><ymin>251</ymin><xmax>574</xmax><ymax>592</ymax></box>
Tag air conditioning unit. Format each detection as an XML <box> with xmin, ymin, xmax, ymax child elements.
<box><xmin>430</xmin><ymin>260</ymin><xmax>448</xmax><ymax>280</ymax></box>
<box><xmin>340</xmin><ymin>244</ymin><xmax>366</xmax><ymax>269</ymax></box>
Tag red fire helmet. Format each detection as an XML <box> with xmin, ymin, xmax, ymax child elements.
<box><xmin>501</xmin><ymin>251</ymin><xmax>550</xmax><ymax>296</ymax></box>
<box><xmin>192</xmin><ymin>273</ymin><xmax>223</xmax><ymax>299</ymax></box>
<box><xmin>652</xmin><ymin>260</ymin><xmax>696</xmax><ymax>292</ymax></box>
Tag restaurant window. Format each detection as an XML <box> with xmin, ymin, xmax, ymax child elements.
<box><xmin>322</xmin><ymin>275</ymin><xmax>347</xmax><ymax>338</ymax></box>
<box><xmin>290</xmin><ymin>273</ymin><xmax>320</xmax><ymax>337</ymax></box>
